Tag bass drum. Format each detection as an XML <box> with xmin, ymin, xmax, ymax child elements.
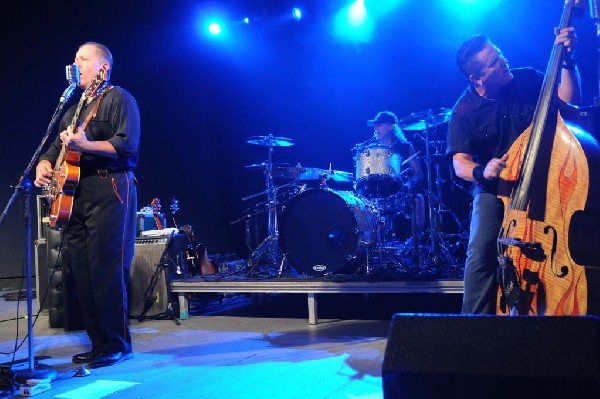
<box><xmin>279</xmin><ymin>189</ymin><xmax>375</xmax><ymax>276</ymax></box>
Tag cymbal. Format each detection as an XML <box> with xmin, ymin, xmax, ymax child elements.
<box><xmin>399</xmin><ymin>108</ymin><xmax>452</xmax><ymax>131</ymax></box>
<box><xmin>246</xmin><ymin>135</ymin><xmax>295</xmax><ymax>147</ymax></box>
<box><xmin>244</xmin><ymin>162</ymin><xmax>291</xmax><ymax>169</ymax></box>
<box><xmin>245</xmin><ymin>163</ymin><xmax>300</xmax><ymax>179</ymax></box>
<box><xmin>328</xmin><ymin>170</ymin><xmax>353</xmax><ymax>183</ymax></box>
<box><xmin>296</xmin><ymin>167</ymin><xmax>326</xmax><ymax>180</ymax></box>
<box><xmin>295</xmin><ymin>167</ymin><xmax>354</xmax><ymax>183</ymax></box>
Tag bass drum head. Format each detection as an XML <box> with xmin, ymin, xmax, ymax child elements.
<box><xmin>279</xmin><ymin>189</ymin><xmax>373</xmax><ymax>276</ymax></box>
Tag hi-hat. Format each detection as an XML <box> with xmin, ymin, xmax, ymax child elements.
<box><xmin>245</xmin><ymin>162</ymin><xmax>299</xmax><ymax>179</ymax></box>
<box><xmin>399</xmin><ymin>108</ymin><xmax>452</xmax><ymax>131</ymax></box>
<box><xmin>246</xmin><ymin>135</ymin><xmax>295</xmax><ymax>147</ymax></box>
<box><xmin>295</xmin><ymin>167</ymin><xmax>353</xmax><ymax>183</ymax></box>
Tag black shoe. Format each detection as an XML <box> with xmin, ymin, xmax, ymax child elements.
<box><xmin>72</xmin><ymin>351</ymin><xmax>100</xmax><ymax>364</ymax></box>
<box><xmin>88</xmin><ymin>351</ymin><xmax>133</xmax><ymax>369</ymax></box>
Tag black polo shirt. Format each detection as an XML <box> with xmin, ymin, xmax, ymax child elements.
<box><xmin>446</xmin><ymin>67</ymin><xmax>543</xmax><ymax>195</ymax></box>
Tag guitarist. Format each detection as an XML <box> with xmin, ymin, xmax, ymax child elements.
<box><xmin>33</xmin><ymin>42</ymin><xmax>140</xmax><ymax>368</ymax></box>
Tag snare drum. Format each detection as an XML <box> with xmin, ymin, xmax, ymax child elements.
<box><xmin>354</xmin><ymin>144</ymin><xmax>402</xmax><ymax>198</ymax></box>
<box><xmin>278</xmin><ymin>189</ymin><xmax>375</xmax><ymax>276</ymax></box>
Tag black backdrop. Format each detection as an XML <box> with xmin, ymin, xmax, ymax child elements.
<box><xmin>1</xmin><ymin>0</ymin><xmax>597</xmax><ymax>288</ymax></box>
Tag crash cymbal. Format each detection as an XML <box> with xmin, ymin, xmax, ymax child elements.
<box><xmin>246</xmin><ymin>135</ymin><xmax>295</xmax><ymax>147</ymax></box>
<box><xmin>399</xmin><ymin>108</ymin><xmax>452</xmax><ymax>131</ymax></box>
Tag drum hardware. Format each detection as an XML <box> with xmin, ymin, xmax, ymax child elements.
<box><xmin>367</xmin><ymin>196</ymin><xmax>411</xmax><ymax>274</ymax></box>
<box><xmin>242</xmin><ymin>134</ymin><xmax>295</xmax><ymax>275</ymax></box>
<box><xmin>406</xmin><ymin>109</ymin><xmax>465</xmax><ymax>275</ymax></box>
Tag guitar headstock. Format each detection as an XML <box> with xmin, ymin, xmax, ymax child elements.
<box><xmin>150</xmin><ymin>198</ymin><xmax>164</xmax><ymax>230</ymax></box>
<box><xmin>83</xmin><ymin>66</ymin><xmax>108</xmax><ymax>99</ymax></box>
<box><xmin>169</xmin><ymin>198</ymin><xmax>180</xmax><ymax>229</ymax></box>
<box><xmin>170</xmin><ymin>199</ymin><xmax>179</xmax><ymax>216</ymax></box>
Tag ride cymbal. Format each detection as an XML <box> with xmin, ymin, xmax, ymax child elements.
<box><xmin>399</xmin><ymin>108</ymin><xmax>452</xmax><ymax>130</ymax></box>
<box><xmin>246</xmin><ymin>135</ymin><xmax>295</xmax><ymax>147</ymax></box>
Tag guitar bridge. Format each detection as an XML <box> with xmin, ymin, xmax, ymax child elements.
<box><xmin>498</xmin><ymin>237</ymin><xmax>541</xmax><ymax>250</ymax></box>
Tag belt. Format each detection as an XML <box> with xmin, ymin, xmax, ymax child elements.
<box><xmin>99</xmin><ymin>167</ymin><xmax>131</xmax><ymax>174</ymax></box>
<box><xmin>80</xmin><ymin>168</ymin><xmax>131</xmax><ymax>178</ymax></box>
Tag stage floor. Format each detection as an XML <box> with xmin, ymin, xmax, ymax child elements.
<box><xmin>0</xmin><ymin>287</ymin><xmax>463</xmax><ymax>399</ymax></box>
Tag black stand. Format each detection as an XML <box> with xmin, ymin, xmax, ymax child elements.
<box><xmin>0</xmin><ymin>83</ymin><xmax>76</xmax><ymax>385</ymax></box>
<box><xmin>594</xmin><ymin>18</ymin><xmax>600</xmax><ymax>107</ymax></box>
<box><xmin>138</xmin><ymin>234</ymin><xmax>180</xmax><ymax>325</ymax></box>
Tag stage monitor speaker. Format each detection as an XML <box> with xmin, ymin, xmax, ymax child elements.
<box><xmin>382</xmin><ymin>313</ymin><xmax>600</xmax><ymax>399</ymax></box>
<box><xmin>128</xmin><ymin>235</ymin><xmax>186</xmax><ymax>319</ymax></box>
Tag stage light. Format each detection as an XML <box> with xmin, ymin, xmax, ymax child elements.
<box><xmin>292</xmin><ymin>7</ymin><xmax>302</xmax><ymax>21</ymax></box>
<box><xmin>348</xmin><ymin>0</ymin><xmax>367</xmax><ymax>26</ymax></box>
<box><xmin>440</xmin><ymin>0</ymin><xmax>503</xmax><ymax>20</ymax></box>
<box><xmin>208</xmin><ymin>22</ymin><xmax>222</xmax><ymax>35</ymax></box>
<box><xmin>333</xmin><ymin>0</ymin><xmax>374</xmax><ymax>43</ymax></box>
<box><xmin>243</xmin><ymin>17</ymin><xmax>250</xmax><ymax>24</ymax></box>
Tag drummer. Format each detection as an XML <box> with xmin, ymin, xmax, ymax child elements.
<box><xmin>364</xmin><ymin>111</ymin><xmax>425</xmax><ymax>266</ymax></box>
<box><xmin>366</xmin><ymin>111</ymin><xmax>423</xmax><ymax>189</ymax></box>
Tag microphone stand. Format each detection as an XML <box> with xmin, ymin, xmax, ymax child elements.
<box><xmin>0</xmin><ymin>81</ymin><xmax>77</xmax><ymax>384</ymax></box>
<box><xmin>595</xmin><ymin>22</ymin><xmax>600</xmax><ymax>106</ymax></box>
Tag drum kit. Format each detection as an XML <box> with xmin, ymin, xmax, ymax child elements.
<box><xmin>237</xmin><ymin>109</ymin><xmax>469</xmax><ymax>278</ymax></box>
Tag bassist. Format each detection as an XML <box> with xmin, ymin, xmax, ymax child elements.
<box><xmin>446</xmin><ymin>23</ymin><xmax>581</xmax><ymax>315</ymax></box>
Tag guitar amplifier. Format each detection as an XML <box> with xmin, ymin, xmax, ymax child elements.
<box><xmin>136</xmin><ymin>211</ymin><xmax>166</xmax><ymax>236</ymax></box>
<box><xmin>128</xmin><ymin>235</ymin><xmax>187</xmax><ymax>319</ymax></box>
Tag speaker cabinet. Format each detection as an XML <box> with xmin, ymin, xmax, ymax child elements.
<box><xmin>382</xmin><ymin>313</ymin><xmax>600</xmax><ymax>399</ymax></box>
<box><xmin>128</xmin><ymin>235</ymin><xmax>187</xmax><ymax>319</ymax></box>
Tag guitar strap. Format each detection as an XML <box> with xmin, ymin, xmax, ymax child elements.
<box><xmin>80</xmin><ymin>85</ymin><xmax>113</xmax><ymax>130</ymax></box>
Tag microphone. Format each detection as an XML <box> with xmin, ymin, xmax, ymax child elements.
<box><xmin>591</xmin><ymin>0</ymin><xmax>600</xmax><ymax>36</ymax></box>
<box><xmin>60</xmin><ymin>64</ymin><xmax>80</xmax><ymax>103</ymax></box>
<box><xmin>66</xmin><ymin>64</ymin><xmax>80</xmax><ymax>84</ymax></box>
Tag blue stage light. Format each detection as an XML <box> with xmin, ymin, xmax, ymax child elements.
<box><xmin>348</xmin><ymin>0</ymin><xmax>367</xmax><ymax>26</ymax></box>
<box><xmin>208</xmin><ymin>22</ymin><xmax>222</xmax><ymax>35</ymax></box>
<box><xmin>292</xmin><ymin>7</ymin><xmax>302</xmax><ymax>21</ymax></box>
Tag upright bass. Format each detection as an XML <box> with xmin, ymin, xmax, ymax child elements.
<box><xmin>497</xmin><ymin>0</ymin><xmax>600</xmax><ymax>315</ymax></box>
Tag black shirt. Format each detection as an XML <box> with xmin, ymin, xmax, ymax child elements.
<box><xmin>40</xmin><ymin>85</ymin><xmax>141</xmax><ymax>171</ymax></box>
<box><xmin>446</xmin><ymin>67</ymin><xmax>543</xmax><ymax>195</ymax></box>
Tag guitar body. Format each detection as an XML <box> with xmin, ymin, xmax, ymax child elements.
<box><xmin>496</xmin><ymin>113</ymin><xmax>589</xmax><ymax>315</ymax></box>
<box><xmin>49</xmin><ymin>150</ymin><xmax>81</xmax><ymax>228</ymax></box>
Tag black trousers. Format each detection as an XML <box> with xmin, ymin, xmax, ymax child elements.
<box><xmin>65</xmin><ymin>169</ymin><xmax>137</xmax><ymax>354</ymax></box>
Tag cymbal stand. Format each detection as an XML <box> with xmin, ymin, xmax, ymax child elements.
<box><xmin>420</xmin><ymin>115</ymin><xmax>463</xmax><ymax>275</ymax></box>
<box><xmin>246</xmin><ymin>142</ymin><xmax>281</xmax><ymax>275</ymax></box>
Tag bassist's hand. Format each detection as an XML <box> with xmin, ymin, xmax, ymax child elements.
<box><xmin>34</xmin><ymin>160</ymin><xmax>53</xmax><ymax>188</ymax></box>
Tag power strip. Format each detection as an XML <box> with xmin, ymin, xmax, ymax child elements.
<box><xmin>19</xmin><ymin>380</ymin><xmax>51</xmax><ymax>397</ymax></box>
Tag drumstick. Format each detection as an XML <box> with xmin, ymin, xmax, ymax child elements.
<box><xmin>401</xmin><ymin>151</ymin><xmax>420</xmax><ymax>165</ymax></box>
